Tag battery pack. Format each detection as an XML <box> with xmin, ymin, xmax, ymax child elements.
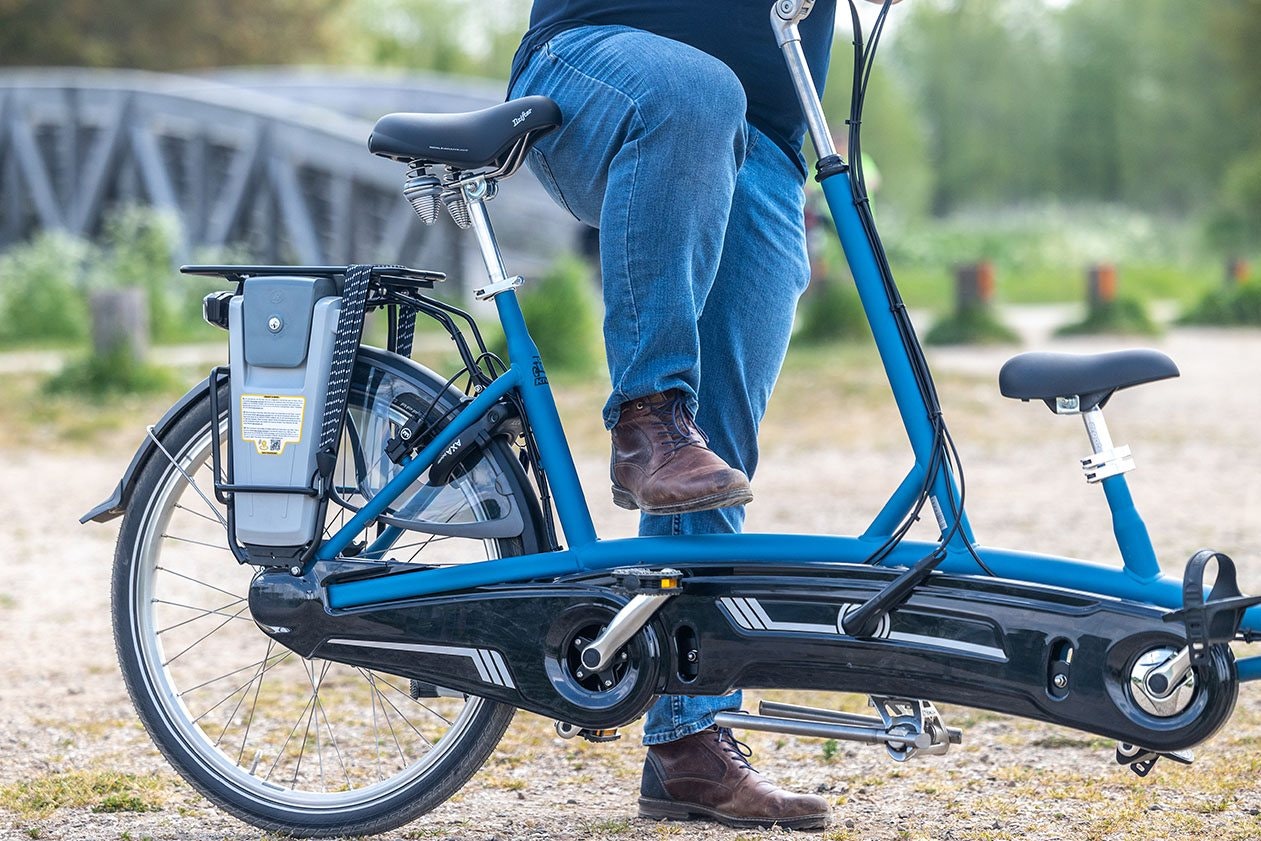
<box><xmin>228</xmin><ymin>276</ymin><xmax>341</xmax><ymax>552</ymax></box>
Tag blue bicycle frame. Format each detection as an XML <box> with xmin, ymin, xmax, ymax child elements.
<box><xmin>313</xmin><ymin>3</ymin><xmax>1261</xmax><ymax>683</ymax></box>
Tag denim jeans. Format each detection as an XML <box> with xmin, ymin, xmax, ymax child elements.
<box><xmin>511</xmin><ymin>25</ymin><xmax>811</xmax><ymax>744</ymax></box>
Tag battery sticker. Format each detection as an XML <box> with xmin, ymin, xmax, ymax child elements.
<box><xmin>240</xmin><ymin>394</ymin><xmax>305</xmax><ymax>455</ymax></box>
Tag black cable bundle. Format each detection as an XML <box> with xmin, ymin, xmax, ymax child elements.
<box><xmin>843</xmin><ymin>0</ymin><xmax>992</xmax><ymax>576</ymax></box>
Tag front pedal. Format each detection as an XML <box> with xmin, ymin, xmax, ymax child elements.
<box><xmin>1116</xmin><ymin>742</ymin><xmax>1194</xmax><ymax>777</ymax></box>
<box><xmin>713</xmin><ymin>697</ymin><xmax>961</xmax><ymax>763</ymax></box>
<box><xmin>555</xmin><ymin>721</ymin><xmax>621</xmax><ymax>743</ymax></box>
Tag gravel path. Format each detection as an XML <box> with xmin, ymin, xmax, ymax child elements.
<box><xmin>3</xmin><ymin>313</ymin><xmax>1261</xmax><ymax>841</ymax></box>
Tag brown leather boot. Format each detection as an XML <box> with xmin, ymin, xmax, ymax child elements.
<box><xmin>610</xmin><ymin>390</ymin><xmax>752</xmax><ymax>515</ymax></box>
<box><xmin>638</xmin><ymin>726</ymin><xmax>831</xmax><ymax>830</ymax></box>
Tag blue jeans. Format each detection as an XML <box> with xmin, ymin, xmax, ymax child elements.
<box><xmin>511</xmin><ymin>25</ymin><xmax>811</xmax><ymax>744</ymax></box>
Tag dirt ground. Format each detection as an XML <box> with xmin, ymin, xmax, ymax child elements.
<box><xmin>3</xmin><ymin>309</ymin><xmax>1261</xmax><ymax>841</ymax></box>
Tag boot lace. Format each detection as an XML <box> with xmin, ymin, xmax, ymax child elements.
<box><xmin>648</xmin><ymin>394</ymin><xmax>707</xmax><ymax>454</ymax></box>
<box><xmin>716</xmin><ymin>727</ymin><xmax>757</xmax><ymax>771</ymax></box>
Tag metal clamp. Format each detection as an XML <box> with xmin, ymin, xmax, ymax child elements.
<box><xmin>473</xmin><ymin>275</ymin><xmax>523</xmax><ymax>301</ymax></box>
<box><xmin>1080</xmin><ymin>444</ymin><xmax>1135</xmax><ymax>483</ymax></box>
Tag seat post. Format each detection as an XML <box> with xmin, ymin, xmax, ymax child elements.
<box><xmin>1079</xmin><ymin>407</ymin><xmax>1160</xmax><ymax>580</ymax></box>
<box><xmin>460</xmin><ymin>177</ymin><xmax>523</xmax><ymax>301</ymax></box>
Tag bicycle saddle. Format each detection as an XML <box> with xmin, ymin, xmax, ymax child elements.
<box><xmin>368</xmin><ymin>95</ymin><xmax>561</xmax><ymax>170</ymax></box>
<box><xmin>998</xmin><ymin>348</ymin><xmax>1179</xmax><ymax>411</ymax></box>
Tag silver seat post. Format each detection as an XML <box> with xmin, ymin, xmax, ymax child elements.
<box><xmin>458</xmin><ymin>177</ymin><xmax>523</xmax><ymax>300</ymax></box>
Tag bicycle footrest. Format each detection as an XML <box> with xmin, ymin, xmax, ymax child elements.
<box><xmin>1164</xmin><ymin>549</ymin><xmax>1261</xmax><ymax>665</ymax></box>
<box><xmin>714</xmin><ymin>696</ymin><xmax>961</xmax><ymax>763</ymax></box>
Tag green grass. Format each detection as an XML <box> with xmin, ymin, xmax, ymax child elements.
<box><xmin>0</xmin><ymin>771</ymin><xmax>169</xmax><ymax>820</ymax></box>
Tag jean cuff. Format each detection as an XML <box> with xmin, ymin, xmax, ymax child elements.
<box><xmin>641</xmin><ymin>712</ymin><xmax>723</xmax><ymax>746</ymax></box>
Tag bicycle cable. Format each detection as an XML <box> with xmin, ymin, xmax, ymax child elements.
<box><xmin>843</xmin><ymin>0</ymin><xmax>992</xmax><ymax>576</ymax></box>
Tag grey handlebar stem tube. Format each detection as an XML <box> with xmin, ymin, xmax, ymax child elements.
<box><xmin>770</xmin><ymin>0</ymin><xmax>837</xmax><ymax>162</ymax></box>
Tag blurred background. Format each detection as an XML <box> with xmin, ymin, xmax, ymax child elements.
<box><xmin>0</xmin><ymin>0</ymin><xmax>1259</xmax><ymax>379</ymax></box>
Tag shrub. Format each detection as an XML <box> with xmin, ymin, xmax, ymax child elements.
<box><xmin>92</xmin><ymin>206</ymin><xmax>195</xmax><ymax>342</ymax></box>
<box><xmin>0</xmin><ymin>231</ymin><xmax>92</xmax><ymax>345</ymax></box>
<box><xmin>1180</xmin><ymin>282</ymin><xmax>1261</xmax><ymax>326</ymax></box>
<box><xmin>490</xmin><ymin>254</ymin><xmax>603</xmax><ymax>377</ymax></box>
<box><xmin>795</xmin><ymin>278</ymin><xmax>870</xmax><ymax>345</ymax></box>
<box><xmin>1057</xmin><ymin>297</ymin><xmax>1160</xmax><ymax>336</ymax></box>
<box><xmin>925</xmin><ymin>305</ymin><xmax>1020</xmax><ymax>345</ymax></box>
<box><xmin>45</xmin><ymin>343</ymin><xmax>178</xmax><ymax>398</ymax></box>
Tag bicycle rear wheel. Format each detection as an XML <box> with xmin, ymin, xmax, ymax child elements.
<box><xmin>112</xmin><ymin>351</ymin><xmax>543</xmax><ymax>837</ymax></box>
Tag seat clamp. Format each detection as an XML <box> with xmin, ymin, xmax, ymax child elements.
<box><xmin>1054</xmin><ymin>395</ymin><xmax>1081</xmax><ymax>414</ymax></box>
<box><xmin>474</xmin><ymin>275</ymin><xmax>523</xmax><ymax>301</ymax></box>
<box><xmin>1080</xmin><ymin>444</ymin><xmax>1135</xmax><ymax>484</ymax></box>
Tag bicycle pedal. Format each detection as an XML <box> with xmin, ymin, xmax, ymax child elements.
<box><xmin>1115</xmin><ymin>742</ymin><xmax>1194</xmax><ymax>777</ymax></box>
<box><xmin>610</xmin><ymin>567</ymin><xmax>684</xmax><ymax>594</ymax></box>
<box><xmin>554</xmin><ymin>721</ymin><xmax>621</xmax><ymax>743</ymax></box>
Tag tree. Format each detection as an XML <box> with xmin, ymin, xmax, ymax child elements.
<box><xmin>0</xmin><ymin>0</ymin><xmax>344</xmax><ymax>69</ymax></box>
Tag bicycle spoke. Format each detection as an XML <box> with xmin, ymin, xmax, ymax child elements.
<box><xmin>368</xmin><ymin>671</ymin><xmax>410</xmax><ymax>768</ymax></box>
<box><xmin>179</xmin><ymin>649</ymin><xmax>287</xmax><ymax>698</ymax></box>
<box><xmin>154</xmin><ymin>596</ymin><xmax>249</xmax><ymax>634</ymax></box>
<box><xmin>373</xmin><ymin>677</ymin><xmax>435</xmax><ymax>749</ymax></box>
<box><xmin>359</xmin><ymin>669</ymin><xmax>386</xmax><ymax>782</ymax></box>
<box><xmin>374</xmin><ymin>674</ymin><xmax>453</xmax><ymax>727</ymax></box>
<box><xmin>311</xmin><ymin>665</ymin><xmax>352</xmax><ymax>789</ymax></box>
<box><xmin>173</xmin><ymin>502</ymin><xmax>224</xmax><ymax>526</ymax></box>
<box><xmin>155</xmin><ymin>566</ymin><xmax>243</xmax><ymax>600</ymax></box>
<box><xmin>162</xmin><ymin>532</ymin><xmax>230</xmax><ymax>552</ymax></box>
<box><xmin>237</xmin><ymin>640</ymin><xmax>276</xmax><ymax>765</ymax></box>
<box><xmin>164</xmin><ymin>604</ymin><xmax>251</xmax><ymax>667</ymax></box>
<box><xmin>147</xmin><ymin>426</ymin><xmax>228</xmax><ymax>529</ymax></box>
<box><xmin>188</xmin><ymin>649</ymin><xmax>292</xmax><ymax>723</ymax></box>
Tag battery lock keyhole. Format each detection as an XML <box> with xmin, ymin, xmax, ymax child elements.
<box><xmin>267</xmin><ymin>316</ymin><xmax>283</xmax><ymax>333</ymax></box>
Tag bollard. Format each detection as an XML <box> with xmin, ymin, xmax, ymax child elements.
<box><xmin>1226</xmin><ymin>257</ymin><xmax>1250</xmax><ymax>288</ymax></box>
<box><xmin>89</xmin><ymin>287</ymin><xmax>149</xmax><ymax>363</ymax></box>
<box><xmin>955</xmin><ymin>261</ymin><xmax>996</xmax><ymax>312</ymax></box>
<box><xmin>925</xmin><ymin>261</ymin><xmax>1017</xmax><ymax>345</ymax></box>
<box><xmin>1087</xmin><ymin>263</ymin><xmax>1117</xmax><ymax>309</ymax></box>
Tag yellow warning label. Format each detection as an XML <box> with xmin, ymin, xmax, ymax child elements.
<box><xmin>240</xmin><ymin>394</ymin><xmax>305</xmax><ymax>456</ymax></box>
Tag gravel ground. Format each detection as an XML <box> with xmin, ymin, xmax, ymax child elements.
<box><xmin>3</xmin><ymin>311</ymin><xmax>1261</xmax><ymax>841</ymax></box>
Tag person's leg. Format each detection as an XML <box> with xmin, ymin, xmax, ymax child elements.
<box><xmin>638</xmin><ymin>126</ymin><xmax>810</xmax><ymax>537</ymax></box>
<box><xmin>510</xmin><ymin>25</ymin><xmax>748</xmax><ymax>426</ymax></box>
<box><xmin>634</xmin><ymin>131</ymin><xmax>825</xmax><ymax>829</ymax></box>
<box><xmin>512</xmin><ymin>26</ymin><xmax>755</xmax><ymax>516</ymax></box>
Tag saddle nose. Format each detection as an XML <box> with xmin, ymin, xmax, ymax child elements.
<box><xmin>368</xmin><ymin>95</ymin><xmax>562</xmax><ymax>170</ymax></box>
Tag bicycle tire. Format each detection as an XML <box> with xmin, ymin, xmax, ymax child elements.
<box><xmin>111</xmin><ymin>350</ymin><xmax>544</xmax><ymax>837</ymax></box>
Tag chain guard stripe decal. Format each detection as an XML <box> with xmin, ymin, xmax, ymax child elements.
<box><xmin>325</xmin><ymin>637</ymin><xmax>516</xmax><ymax>688</ymax></box>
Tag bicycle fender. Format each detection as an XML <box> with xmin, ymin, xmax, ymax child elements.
<box><xmin>79</xmin><ymin>373</ymin><xmax>221</xmax><ymax>524</ymax></box>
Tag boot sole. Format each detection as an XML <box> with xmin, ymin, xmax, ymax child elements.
<box><xmin>612</xmin><ymin>486</ymin><xmax>753</xmax><ymax>515</ymax></box>
<box><xmin>638</xmin><ymin>796</ymin><xmax>829</xmax><ymax>830</ymax></box>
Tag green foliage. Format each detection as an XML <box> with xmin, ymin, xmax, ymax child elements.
<box><xmin>1180</xmin><ymin>282</ymin><xmax>1261</xmax><ymax>327</ymax></box>
<box><xmin>45</xmin><ymin>344</ymin><xmax>179</xmax><ymax>398</ymax></box>
<box><xmin>821</xmin><ymin>738</ymin><xmax>840</xmax><ymax>763</ymax></box>
<box><xmin>0</xmin><ymin>0</ymin><xmax>344</xmax><ymax>69</ymax></box>
<box><xmin>795</xmin><ymin>278</ymin><xmax>869</xmax><ymax>345</ymax></box>
<box><xmin>1056</xmin><ymin>298</ymin><xmax>1159</xmax><ymax>337</ymax></box>
<box><xmin>337</xmin><ymin>0</ymin><xmax>529</xmax><ymax>78</ymax></box>
<box><xmin>0</xmin><ymin>231</ymin><xmax>92</xmax><ymax>346</ymax></box>
<box><xmin>91</xmin><ymin>207</ymin><xmax>191</xmax><ymax>343</ymax></box>
<box><xmin>1207</xmin><ymin>148</ymin><xmax>1261</xmax><ymax>252</ymax></box>
<box><xmin>924</xmin><ymin>305</ymin><xmax>1019</xmax><ymax>346</ymax></box>
<box><xmin>490</xmin><ymin>254</ymin><xmax>604</xmax><ymax>377</ymax></box>
<box><xmin>896</xmin><ymin>0</ymin><xmax>1250</xmax><ymax>215</ymax></box>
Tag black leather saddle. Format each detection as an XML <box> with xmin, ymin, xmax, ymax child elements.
<box><xmin>999</xmin><ymin>349</ymin><xmax>1179</xmax><ymax>411</ymax></box>
<box><xmin>368</xmin><ymin>95</ymin><xmax>562</xmax><ymax>170</ymax></box>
